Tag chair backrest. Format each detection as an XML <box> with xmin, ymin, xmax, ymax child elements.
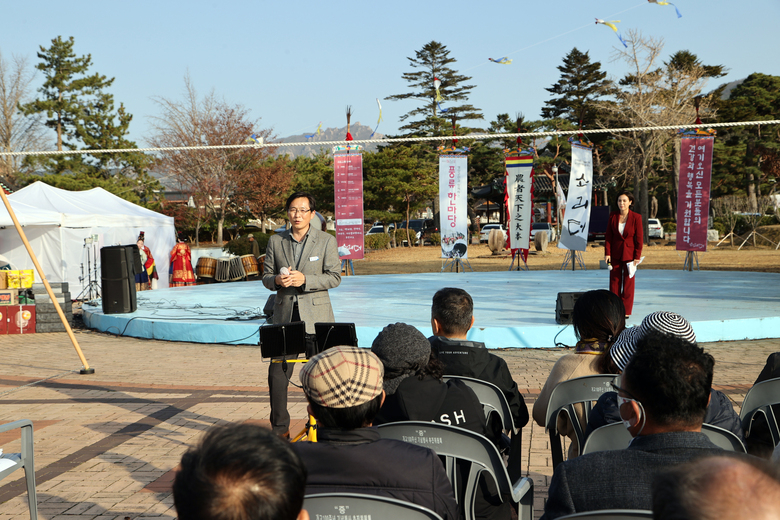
<box><xmin>581</xmin><ymin>422</ymin><xmax>746</xmax><ymax>456</ymax></box>
<box><xmin>0</xmin><ymin>419</ymin><xmax>37</xmax><ymax>520</ymax></box>
<box><xmin>545</xmin><ymin>374</ymin><xmax>619</xmax><ymax>467</ymax></box>
<box><xmin>443</xmin><ymin>375</ymin><xmax>517</xmax><ymax>434</ymax></box>
<box><xmin>304</xmin><ymin>492</ymin><xmax>443</xmax><ymax>520</ymax></box>
<box><xmin>377</xmin><ymin>421</ymin><xmax>534</xmax><ymax>520</ymax></box>
<box><xmin>557</xmin><ymin>509</ymin><xmax>653</xmax><ymax>519</ymax></box>
<box><xmin>739</xmin><ymin>376</ymin><xmax>780</xmax><ymax>446</ymax></box>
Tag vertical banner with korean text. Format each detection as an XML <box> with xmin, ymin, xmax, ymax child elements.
<box><xmin>558</xmin><ymin>144</ymin><xmax>593</xmax><ymax>251</ymax></box>
<box><xmin>439</xmin><ymin>155</ymin><xmax>468</xmax><ymax>259</ymax></box>
<box><xmin>505</xmin><ymin>155</ymin><xmax>534</xmax><ymax>255</ymax></box>
<box><xmin>333</xmin><ymin>152</ymin><xmax>364</xmax><ymax>260</ymax></box>
<box><xmin>676</xmin><ymin>136</ymin><xmax>713</xmax><ymax>251</ymax></box>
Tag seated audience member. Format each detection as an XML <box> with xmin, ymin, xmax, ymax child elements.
<box><xmin>652</xmin><ymin>455</ymin><xmax>780</xmax><ymax>520</ymax></box>
<box><xmin>541</xmin><ymin>331</ymin><xmax>725</xmax><ymax>519</ymax></box>
<box><xmin>173</xmin><ymin>422</ymin><xmax>308</xmax><ymax>520</ymax></box>
<box><xmin>745</xmin><ymin>351</ymin><xmax>780</xmax><ymax>458</ymax></box>
<box><xmin>428</xmin><ymin>288</ymin><xmax>529</xmax><ymax>431</ymax></box>
<box><xmin>585</xmin><ymin>312</ymin><xmax>743</xmax><ymax>441</ymax></box>
<box><xmin>533</xmin><ymin>290</ymin><xmax>625</xmax><ymax>458</ymax></box>
<box><xmin>372</xmin><ymin>322</ymin><xmax>495</xmax><ymax>442</ymax></box>
<box><xmin>293</xmin><ymin>345</ymin><xmax>459</xmax><ymax>520</ymax></box>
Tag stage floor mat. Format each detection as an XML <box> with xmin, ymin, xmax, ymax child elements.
<box><xmin>82</xmin><ymin>270</ymin><xmax>780</xmax><ymax>349</ymax></box>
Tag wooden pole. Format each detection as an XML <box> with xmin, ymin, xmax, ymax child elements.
<box><xmin>0</xmin><ymin>187</ymin><xmax>94</xmax><ymax>374</ymax></box>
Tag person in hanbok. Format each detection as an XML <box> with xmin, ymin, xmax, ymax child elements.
<box><xmin>169</xmin><ymin>233</ymin><xmax>195</xmax><ymax>287</ymax></box>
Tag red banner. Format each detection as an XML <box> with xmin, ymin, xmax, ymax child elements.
<box><xmin>676</xmin><ymin>136</ymin><xmax>714</xmax><ymax>251</ymax></box>
<box><xmin>334</xmin><ymin>153</ymin><xmax>364</xmax><ymax>260</ymax></box>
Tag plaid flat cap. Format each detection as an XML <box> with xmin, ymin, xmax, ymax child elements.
<box><xmin>639</xmin><ymin>311</ymin><xmax>697</xmax><ymax>344</ymax></box>
<box><xmin>300</xmin><ymin>346</ymin><xmax>384</xmax><ymax>408</ymax></box>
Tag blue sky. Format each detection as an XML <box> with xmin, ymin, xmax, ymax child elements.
<box><xmin>3</xmin><ymin>0</ymin><xmax>778</xmax><ymax>148</ymax></box>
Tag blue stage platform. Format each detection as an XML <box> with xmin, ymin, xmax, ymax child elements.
<box><xmin>82</xmin><ymin>270</ymin><xmax>780</xmax><ymax>349</ymax></box>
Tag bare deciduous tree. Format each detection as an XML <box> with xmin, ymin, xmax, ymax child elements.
<box><xmin>149</xmin><ymin>76</ymin><xmax>276</xmax><ymax>244</ymax></box>
<box><xmin>0</xmin><ymin>50</ymin><xmax>49</xmax><ymax>176</ymax></box>
<box><xmin>712</xmin><ymin>195</ymin><xmax>741</xmax><ymax>246</ymax></box>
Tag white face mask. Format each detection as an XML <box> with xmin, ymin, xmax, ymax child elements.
<box><xmin>617</xmin><ymin>394</ymin><xmax>646</xmax><ymax>434</ymax></box>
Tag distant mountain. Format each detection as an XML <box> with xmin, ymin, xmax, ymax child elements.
<box><xmin>716</xmin><ymin>78</ymin><xmax>746</xmax><ymax>100</ymax></box>
<box><xmin>274</xmin><ymin>123</ymin><xmax>385</xmax><ymax>158</ymax></box>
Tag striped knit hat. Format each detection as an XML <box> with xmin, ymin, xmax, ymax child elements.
<box><xmin>609</xmin><ymin>326</ymin><xmax>642</xmax><ymax>372</ymax></box>
<box><xmin>639</xmin><ymin>311</ymin><xmax>697</xmax><ymax>344</ymax></box>
<box><xmin>300</xmin><ymin>346</ymin><xmax>384</xmax><ymax>408</ymax></box>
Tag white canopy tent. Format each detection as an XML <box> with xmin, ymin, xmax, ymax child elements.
<box><xmin>1</xmin><ymin>182</ymin><xmax>176</xmax><ymax>294</ymax></box>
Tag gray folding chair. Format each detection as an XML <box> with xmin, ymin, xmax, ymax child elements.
<box><xmin>557</xmin><ymin>510</ymin><xmax>653</xmax><ymax>519</ymax></box>
<box><xmin>0</xmin><ymin>420</ymin><xmax>38</xmax><ymax>520</ymax></box>
<box><xmin>377</xmin><ymin>421</ymin><xmax>534</xmax><ymax>520</ymax></box>
<box><xmin>304</xmin><ymin>493</ymin><xmax>443</xmax><ymax>520</ymax></box>
<box><xmin>739</xmin><ymin>376</ymin><xmax>780</xmax><ymax>447</ymax></box>
<box><xmin>582</xmin><ymin>422</ymin><xmax>747</xmax><ymax>455</ymax></box>
<box><xmin>544</xmin><ymin>374</ymin><xmax>619</xmax><ymax>468</ymax></box>
<box><xmin>442</xmin><ymin>375</ymin><xmax>524</xmax><ymax>480</ymax></box>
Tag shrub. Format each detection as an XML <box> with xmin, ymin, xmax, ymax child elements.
<box><xmin>712</xmin><ymin>221</ymin><xmax>726</xmax><ymax>237</ymax></box>
<box><xmin>365</xmin><ymin>233</ymin><xmax>391</xmax><ymax>250</ymax></box>
<box><xmin>428</xmin><ymin>232</ymin><xmax>441</xmax><ymax>246</ymax></box>
<box><xmin>224</xmin><ymin>233</ymin><xmax>271</xmax><ymax>256</ymax></box>
<box><xmin>394</xmin><ymin>229</ymin><xmax>418</xmax><ymax>246</ymax></box>
<box><xmin>665</xmin><ymin>221</ymin><xmax>677</xmax><ymax>234</ymax></box>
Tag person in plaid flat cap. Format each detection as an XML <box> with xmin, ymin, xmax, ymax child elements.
<box><xmin>293</xmin><ymin>345</ymin><xmax>458</xmax><ymax>520</ymax></box>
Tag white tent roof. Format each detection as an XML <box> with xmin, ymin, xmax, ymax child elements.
<box><xmin>7</xmin><ymin>182</ymin><xmax>172</xmax><ymax>227</ymax></box>
<box><xmin>0</xmin><ymin>197</ymin><xmax>62</xmax><ymax>226</ymax></box>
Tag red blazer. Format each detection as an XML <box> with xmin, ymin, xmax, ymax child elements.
<box><xmin>605</xmin><ymin>210</ymin><xmax>643</xmax><ymax>262</ymax></box>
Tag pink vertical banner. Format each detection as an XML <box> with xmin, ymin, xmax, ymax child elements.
<box><xmin>676</xmin><ymin>136</ymin><xmax>714</xmax><ymax>251</ymax></box>
<box><xmin>334</xmin><ymin>153</ymin><xmax>364</xmax><ymax>260</ymax></box>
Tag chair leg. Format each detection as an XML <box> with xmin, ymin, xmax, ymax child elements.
<box><xmin>21</xmin><ymin>423</ymin><xmax>37</xmax><ymax>520</ymax></box>
<box><xmin>549</xmin><ymin>429</ymin><xmax>564</xmax><ymax>469</ymax></box>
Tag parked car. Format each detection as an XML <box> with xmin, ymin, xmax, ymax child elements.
<box><xmin>530</xmin><ymin>222</ymin><xmax>556</xmax><ymax>242</ymax></box>
<box><xmin>366</xmin><ymin>223</ymin><xmax>393</xmax><ymax>235</ymax></box>
<box><xmin>480</xmin><ymin>223</ymin><xmax>505</xmax><ymax>243</ymax></box>
<box><xmin>647</xmin><ymin>218</ymin><xmax>664</xmax><ymax>239</ymax></box>
<box><xmin>397</xmin><ymin>219</ymin><xmax>435</xmax><ymax>245</ymax></box>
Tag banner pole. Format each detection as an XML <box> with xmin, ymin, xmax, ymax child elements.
<box><xmin>0</xmin><ymin>187</ymin><xmax>94</xmax><ymax>374</ymax></box>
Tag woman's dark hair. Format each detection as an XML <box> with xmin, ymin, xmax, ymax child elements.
<box><xmin>308</xmin><ymin>393</ymin><xmax>383</xmax><ymax>429</ymax></box>
<box><xmin>614</xmin><ymin>190</ymin><xmax>635</xmax><ymax>209</ymax></box>
<box><xmin>572</xmin><ymin>290</ymin><xmax>626</xmax><ymax>373</ymax></box>
<box><xmin>418</xmin><ymin>353</ymin><xmax>445</xmax><ymax>381</ymax></box>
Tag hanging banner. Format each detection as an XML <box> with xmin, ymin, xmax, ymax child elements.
<box><xmin>439</xmin><ymin>155</ymin><xmax>468</xmax><ymax>259</ymax></box>
<box><xmin>505</xmin><ymin>155</ymin><xmax>534</xmax><ymax>254</ymax></box>
<box><xmin>676</xmin><ymin>136</ymin><xmax>714</xmax><ymax>251</ymax></box>
<box><xmin>558</xmin><ymin>144</ymin><xmax>593</xmax><ymax>251</ymax></box>
<box><xmin>334</xmin><ymin>152</ymin><xmax>364</xmax><ymax>260</ymax></box>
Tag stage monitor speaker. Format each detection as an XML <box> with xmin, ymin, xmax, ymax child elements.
<box><xmin>101</xmin><ymin>245</ymin><xmax>137</xmax><ymax>314</ymax></box>
<box><xmin>556</xmin><ymin>292</ymin><xmax>584</xmax><ymax>325</ymax></box>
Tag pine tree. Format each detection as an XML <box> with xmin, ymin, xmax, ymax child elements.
<box><xmin>541</xmin><ymin>47</ymin><xmax>610</xmax><ymax>128</ymax></box>
<box><xmin>385</xmin><ymin>41</ymin><xmax>482</xmax><ymax>135</ymax></box>
<box><xmin>20</xmin><ymin>36</ymin><xmax>147</xmax><ymax>179</ymax></box>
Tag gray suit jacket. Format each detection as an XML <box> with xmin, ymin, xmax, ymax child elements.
<box><xmin>541</xmin><ymin>431</ymin><xmax>724</xmax><ymax>519</ymax></box>
<box><xmin>262</xmin><ymin>226</ymin><xmax>341</xmax><ymax>334</ymax></box>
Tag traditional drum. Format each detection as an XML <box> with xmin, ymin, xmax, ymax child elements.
<box><xmin>196</xmin><ymin>257</ymin><xmax>217</xmax><ymax>279</ymax></box>
<box><xmin>241</xmin><ymin>254</ymin><xmax>259</xmax><ymax>276</ymax></box>
<box><xmin>216</xmin><ymin>257</ymin><xmax>231</xmax><ymax>282</ymax></box>
<box><xmin>229</xmin><ymin>257</ymin><xmax>245</xmax><ymax>281</ymax></box>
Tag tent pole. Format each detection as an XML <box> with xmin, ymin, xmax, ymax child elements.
<box><xmin>0</xmin><ymin>187</ymin><xmax>94</xmax><ymax>374</ymax></box>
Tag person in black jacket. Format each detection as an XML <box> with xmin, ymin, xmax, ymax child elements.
<box><xmin>585</xmin><ymin>314</ymin><xmax>743</xmax><ymax>442</ymax></box>
<box><xmin>293</xmin><ymin>345</ymin><xmax>459</xmax><ymax>520</ymax></box>
<box><xmin>428</xmin><ymin>288</ymin><xmax>529</xmax><ymax>431</ymax></box>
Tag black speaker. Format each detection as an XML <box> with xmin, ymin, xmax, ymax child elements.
<box><xmin>127</xmin><ymin>244</ymin><xmax>142</xmax><ymax>275</ymax></box>
<box><xmin>101</xmin><ymin>245</ymin><xmax>137</xmax><ymax>314</ymax></box>
<box><xmin>556</xmin><ymin>292</ymin><xmax>584</xmax><ymax>324</ymax></box>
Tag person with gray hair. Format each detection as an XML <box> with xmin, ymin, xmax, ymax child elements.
<box><xmin>652</xmin><ymin>455</ymin><xmax>780</xmax><ymax>520</ymax></box>
<box><xmin>585</xmin><ymin>312</ymin><xmax>743</xmax><ymax>441</ymax></box>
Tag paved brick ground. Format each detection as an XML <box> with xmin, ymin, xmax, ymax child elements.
<box><xmin>0</xmin><ymin>330</ymin><xmax>778</xmax><ymax>520</ymax></box>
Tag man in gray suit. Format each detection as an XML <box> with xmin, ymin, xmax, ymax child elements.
<box><xmin>262</xmin><ymin>191</ymin><xmax>341</xmax><ymax>437</ymax></box>
<box><xmin>541</xmin><ymin>331</ymin><xmax>725</xmax><ymax>519</ymax></box>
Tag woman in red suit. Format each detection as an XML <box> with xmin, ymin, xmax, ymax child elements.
<box><xmin>604</xmin><ymin>191</ymin><xmax>643</xmax><ymax>316</ymax></box>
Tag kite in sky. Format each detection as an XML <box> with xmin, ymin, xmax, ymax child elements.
<box><xmin>433</xmin><ymin>77</ymin><xmax>443</xmax><ymax>102</ymax></box>
<box><xmin>304</xmin><ymin>122</ymin><xmax>322</xmax><ymax>139</ymax></box>
<box><xmin>595</xmin><ymin>18</ymin><xmax>628</xmax><ymax>48</ymax></box>
<box><xmin>247</xmin><ymin>134</ymin><xmax>263</xmax><ymax>145</ymax></box>
<box><xmin>648</xmin><ymin>0</ymin><xmax>682</xmax><ymax>18</ymax></box>
<box><xmin>489</xmin><ymin>57</ymin><xmax>512</xmax><ymax>65</ymax></box>
<box><xmin>437</xmin><ymin>102</ymin><xmax>449</xmax><ymax>114</ymax></box>
<box><xmin>370</xmin><ymin>99</ymin><xmax>383</xmax><ymax>138</ymax></box>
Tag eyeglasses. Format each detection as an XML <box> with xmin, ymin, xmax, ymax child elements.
<box><xmin>612</xmin><ymin>382</ymin><xmax>640</xmax><ymax>405</ymax></box>
<box><xmin>288</xmin><ymin>208</ymin><xmax>311</xmax><ymax>215</ymax></box>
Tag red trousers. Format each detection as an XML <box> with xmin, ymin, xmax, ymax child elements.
<box><xmin>609</xmin><ymin>261</ymin><xmax>635</xmax><ymax>316</ymax></box>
